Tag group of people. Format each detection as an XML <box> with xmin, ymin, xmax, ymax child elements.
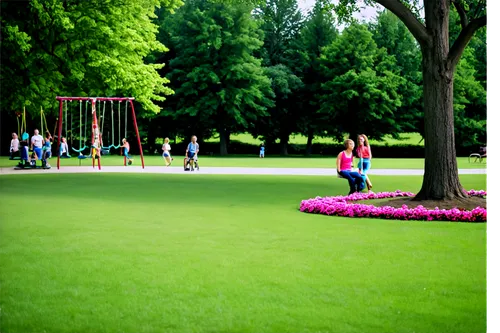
<box><xmin>161</xmin><ymin>135</ymin><xmax>200</xmax><ymax>171</ymax></box>
<box><xmin>10</xmin><ymin>129</ymin><xmax>135</xmax><ymax>165</ymax></box>
<box><xmin>10</xmin><ymin>129</ymin><xmax>53</xmax><ymax>167</ymax></box>
<box><xmin>337</xmin><ymin>134</ymin><xmax>374</xmax><ymax>195</ymax></box>
<box><xmin>11</xmin><ymin>129</ymin><xmax>372</xmax><ymax>193</ymax></box>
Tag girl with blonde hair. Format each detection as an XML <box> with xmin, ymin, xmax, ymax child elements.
<box><xmin>337</xmin><ymin>139</ymin><xmax>366</xmax><ymax>195</ymax></box>
<box><xmin>162</xmin><ymin>137</ymin><xmax>172</xmax><ymax>166</ymax></box>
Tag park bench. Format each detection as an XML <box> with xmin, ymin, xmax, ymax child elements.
<box><xmin>469</xmin><ymin>147</ymin><xmax>490</xmax><ymax>163</ymax></box>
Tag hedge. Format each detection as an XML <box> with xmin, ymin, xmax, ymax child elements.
<box><xmin>147</xmin><ymin>141</ymin><xmax>479</xmax><ymax>158</ymax></box>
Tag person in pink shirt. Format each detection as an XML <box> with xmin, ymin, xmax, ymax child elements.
<box><xmin>337</xmin><ymin>139</ymin><xmax>366</xmax><ymax>195</ymax></box>
<box><xmin>356</xmin><ymin>134</ymin><xmax>373</xmax><ymax>191</ymax></box>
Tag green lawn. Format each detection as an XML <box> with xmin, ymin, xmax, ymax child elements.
<box><xmin>0</xmin><ymin>174</ymin><xmax>486</xmax><ymax>333</ymax></box>
<box><xmin>205</xmin><ymin>132</ymin><xmax>425</xmax><ymax>146</ymax></box>
<box><xmin>0</xmin><ymin>155</ymin><xmax>487</xmax><ymax>169</ymax></box>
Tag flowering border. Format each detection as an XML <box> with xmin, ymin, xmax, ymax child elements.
<box><xmin>300</xmin><ymin>190</ymin><xmax>487</xmax><ymax>222</ymax></box>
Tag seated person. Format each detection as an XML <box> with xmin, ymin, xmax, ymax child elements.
<box><xmin>184</xmin><ymin>135</ymin><xmax>199</xmax><ymax>171</ymax></box>
<box><xmin>337</xmin><ymin>139</ymin><xmax>365</xmax><ymax>195</ymax></box>
<box><xmin>60</xmin><ymin>137</ymin><xmax>71</xmax><ymax>158</ymax></box>
<box><xmin>18</xmin><ymin>140</ymin><xmax>30</xmax><ymax>167</ymax></box>
<box><xmin>10</xmin><ymin>132</ymin><xmax>20</xmax><ymax>159</ymax></box>
<box><xmin>31</xmin><ymin>129</ymin><xmax>44</xmax><ymax>162</ymax></box>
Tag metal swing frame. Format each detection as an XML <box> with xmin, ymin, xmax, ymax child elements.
<box><xmin>55</xmin><ymin>97</ymin><xmax>145</xmax><ymax>170</ymax></box>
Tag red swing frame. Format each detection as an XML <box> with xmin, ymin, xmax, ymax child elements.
<box><xmin>55</xmin><ymin>97</ymin><xmax>145</xmax><ymax>170</ymax></box>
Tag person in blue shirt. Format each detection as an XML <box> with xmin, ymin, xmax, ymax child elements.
<box><xmin>184</xmin><ymin>135</ymin><xmax>199</xmax><ymax>171</ymax></box>
<box><xmin>42</xmin><ymin>131</ymin><xmax>52</xmax><ymax>168</ymax></box>
<box><xmin>259</xmin><ymin>143</ymin><xmax>265</xmax><ymax>158</ymax></box>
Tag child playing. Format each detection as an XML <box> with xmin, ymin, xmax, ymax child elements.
<box><xmin>121</xmin><ymin>138</ymin><xmax>134</xmax><ymax>165</ymax></box>
<box><xmin>42</xmin><ymin>131</ymin><xmax>52</xmax><ymax>167</ymax></box>
<box><xmin>60</xmin><ymin>137</ymin><xmax>71</xmax><ymax>158</ymax></box>
<box><xmin>162</xmin><ymin>137</ymin><xmax>172</xmax><ymax>166</ymax></box>
<box><xmin>336</xmin><ymin>139</ymin><xmax>366</xmax><ymax>195</ymax></box>
<box><xmin>91</xmin><ymin>124</ymin><xmax>102</xmax><ymax>159</ymax></box>
<box><xmin>259</xmin><ymin>143</ymin><xmax>265</xmax><ymax>158</ymax></box>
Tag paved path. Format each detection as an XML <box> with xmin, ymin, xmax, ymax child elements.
<box><xmin>0</xmin><ymin>166</ymin><xmax>487</xmax><ymax>176</ymax></box>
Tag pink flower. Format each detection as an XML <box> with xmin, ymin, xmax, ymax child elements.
<box><xmin>299</xmin><ymin>190</ymin><xmax>487</xmax><ymax>222</ymax></box>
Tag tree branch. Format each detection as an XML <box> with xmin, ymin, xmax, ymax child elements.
<box><xmin>375</xmin><ymin>0</ymin><xmax>431</xmax><ymax>46</ymax></box>
<box><xmin>452</xmin><ymin>0</ymin><xmax>468</xmax><ymax>29</ymax></box>
<box><xmin>448</xmin><ymin>15</ymin><xmax>486</xmax><ymax>69</ymax></box>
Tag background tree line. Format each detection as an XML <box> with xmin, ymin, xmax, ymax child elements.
<box><xmin>1</xmin><ymin>0</ymin><xmax>486</xmax><ymax>156</ymax></box>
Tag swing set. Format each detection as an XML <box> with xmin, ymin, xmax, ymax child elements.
<box><xmin>55</xmin><ymin>97</ymin><xmax>145</xmax><ymax>170</ymax></box>
<box><xmin>12</xmin><ymin>106</ymin><xmax>55</xmax><ymax>162</ymax></box>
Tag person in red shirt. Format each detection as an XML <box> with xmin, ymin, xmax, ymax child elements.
<box><xmin>356</xmin><ymin>134</ymin><xmax>373</xmax><ymax>191</ymax></box>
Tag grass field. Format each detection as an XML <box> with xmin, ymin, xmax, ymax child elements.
<box><xmin>204</xmin><ymin>132</ymin><xmax>425</xmax><ymax>146</ymax></box>
<box><xmin>0</xmin><ymin>155</ymin><xmax>487</xmax><ymax>169</ymax></box>
<box><xmin>0</xmin><ymin>173</ymin><xmax>486</xmax><ymax>333</ymax></box>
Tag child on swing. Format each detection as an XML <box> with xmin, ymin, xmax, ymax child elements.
<box><xmin>121</xmin><ymin>138</ymin><xmax>134</xmax><ymax>165</ymax></box>
<box><xmin>60</xmin><ymin>137</ymin><xmax>71</xmax><ymax>158</ymax></box>
<box><xmin>162</xmin><ymin>137</ymin><xmax>172</xmax><ymax>166</ymax></box>
<box><xmin>42</xmin><ymin>131</ymin><xmax>53</xmax><ymax>167</ymax></box>
<box><xmin>9</xmin><ymin>132</ymin><xmax>20</xmax><ymax>159</ymax></box>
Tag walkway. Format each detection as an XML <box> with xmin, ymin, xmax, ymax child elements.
<box><xmin>0</xmin><ymin>166</ymin><xmax>487</xmax><ymax>176</ymax></box>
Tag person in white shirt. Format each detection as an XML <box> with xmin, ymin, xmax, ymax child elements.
<box><xmin>30</xmin><ymin>129</ymin><xmax>44</xmax><ymax>161</ymax></box>
<box><xmin>162</xmin><ymin>137</ymin><xmax>172</xmax><ymax>166</ymax></box>
<box><xmin>10</xmin><ymin>132</ymin><xmax>20</xmax><ymax>159</ymax></box>
<box><xmin>60</xmin><ymin>137</ymin><xmax>70</xmax><ymax>158</ymax></box>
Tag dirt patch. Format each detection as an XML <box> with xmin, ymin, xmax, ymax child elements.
<box><xmin>356</xmin><ymin>196</ymin><xmax>487</xmax><ymax>210</ymax></box>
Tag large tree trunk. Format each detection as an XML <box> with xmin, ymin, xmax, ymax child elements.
<box><xmin>305</xmin><ymin>130</ymin><xmax>314</xmax><ymax>156</ymax></box>
<box><xmin>280</xmin><ymin>132</ymin><xmax>289</xmax><ymax>156</ymax></box>
<box><xmin>415</xmin><ymin>0</ymin><xmax>466</xmax><ymax>200</ymax></box>
<box><xmin>219</xmin><ymin>127</ymin><xmax>229</xmax><ymax>156</ymax></box>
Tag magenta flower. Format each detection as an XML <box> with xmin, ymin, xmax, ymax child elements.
<box><xmin>299</xmin><ymin>190</ymin><xmax>487</xmax><ymax>222</ymax></box>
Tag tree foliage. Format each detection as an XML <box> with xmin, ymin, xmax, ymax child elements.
<box><xmin>162</xmin><ymin>0</ymin><xmax>274</xmax><ymax>154</ymax></box>
<box><xmin>1</xmin><ymin>0</ymin><xmax>182</xmax><ymax>115</ymax></box>
<box><xmin>319</xmin><ymin>23</ymin><xmax>404</xmax><ymax>141</ymax></box>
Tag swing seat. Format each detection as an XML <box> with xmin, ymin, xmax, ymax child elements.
<box><xmin>101</xmin><ymin>149</ymin><xmax>110</xmax><ymax>155</ymax></box>
<box><xmin>72</xmin><ymin>145</ymin><xmax>88</xmax><ymax>153</ymax></box>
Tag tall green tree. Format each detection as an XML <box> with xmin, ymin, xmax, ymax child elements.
<box><xmin>249</xmin><ymin>64</ymin><xmax>303</xmax><ymax>154</ymax></box>
<box><xmin>369</xmin><ymin>10</ymin><xmax>423</xmax><ymax>136</ymax></box>
<box><xmin>453</xmin><ymin>47</ymin><xmax>486</xmax><ymax>148</ymax></box>
<box><xmin>165</xmin><ymin>0</ymin><xmax>274</xmax><ymax>155</ymax></box>
<box><xmin>253</xmin><ymin>0</ymin><xmax>304</xmax><ymax>67</ymax></box>
<box><xmin>332</xmin><ymin>0</ymin><xmax>486</xmax><ymax>200</ymax></box>
<box><xmin>251</xmin><ymin>0</ymin><xmax>305</xmax><ymax>154</ymax></box>
<box><xmin>296</xmin><ymin>0</ymin><xmax>338</xmax><ymax>154</ymax></box>
<box><xmin>319</xmin><ymin>23</ymin><xmax>404</xmax><ymax>142</ymax></box>
<box><xmin>1</xmin><ymin>0</ymin><xmax>181</xmax><ymax>115</ymax></box>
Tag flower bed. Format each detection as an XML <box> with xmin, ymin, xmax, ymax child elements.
<box><xmin>300</xmin><ymin>190</ymin><xmax>487</xmax><ymax>222</ymax></box>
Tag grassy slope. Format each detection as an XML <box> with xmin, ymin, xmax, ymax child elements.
<box><xmin>0</xmin><ymin>174</ymin><xmax>486</xmax><ymax>333</ymax></box>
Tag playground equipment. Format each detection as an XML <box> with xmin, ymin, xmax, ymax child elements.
<box><xmin>55</xmin><ymin>97</ymin><xmax>145</xmax><ymax>170</ymax></box>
